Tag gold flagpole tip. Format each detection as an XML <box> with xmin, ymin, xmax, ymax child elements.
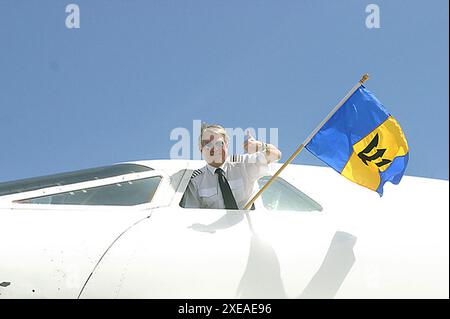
<box><xmin>360</xmin><ymin>73</ymin><xmax>369</xmax><ymax>84</ymax></box>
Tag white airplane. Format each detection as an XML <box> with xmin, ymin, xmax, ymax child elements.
<box><xmin>0</xmin><ymin>159</ymin><xmax>448</xmax><ymax>299</ymax></box>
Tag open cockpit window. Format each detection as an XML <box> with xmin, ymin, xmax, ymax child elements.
<box><xmin>180</xmin><ymin>170</ymin><xmax>322</xmax><ymax>212</ymax></box>
<box><xmin>258</xmin><ymin>176</ymin><xmax>322</xmax><ymax>212</ymax></box>
<box><xmin>0</xmin><ymin>164</ymin><xmax>152</xmax><ymax>197</ymax></box>
<box><xmin>15</xmin><ymin>176</ymin><xmax>161</xmax><ymax>206</ymax></box>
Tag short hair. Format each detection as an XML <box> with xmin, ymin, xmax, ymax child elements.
<box><xmin>199</xmin><ymin>123</ymin><xmax>229</xmax><ymax>146</ymax></box>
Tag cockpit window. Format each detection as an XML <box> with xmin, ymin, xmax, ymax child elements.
<box><xmin>258</xmin><ymin>176</ymin><xmax>322</xmax><ymax>212</ymax></box>
<box><xmin>15</xmin><ymin>176</ymin><xmax>161</xmax><ymax>206</ymax></box>
<box><xmin>0</xmin><ymin>164</ymin><xmax>152</xmax><ymax>196</ymax></box>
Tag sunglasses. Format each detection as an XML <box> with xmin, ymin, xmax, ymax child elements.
<box><xmin>203</xmin><ymin>140</ymin><xmax>225</xmax><ymax>150</ymax></box>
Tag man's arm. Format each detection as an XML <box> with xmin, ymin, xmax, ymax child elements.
<box><xmin>243</xmin><ymin>134</ymin><xmax>282</xmax><ymax>163</ymax></box>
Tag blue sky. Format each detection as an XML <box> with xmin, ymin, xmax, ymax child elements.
<box><xmin>0</xmin><ymin>0</ymin><xmax>448</xmax><ymax>182</ymax></box>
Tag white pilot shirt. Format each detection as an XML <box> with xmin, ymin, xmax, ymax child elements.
<box><xmin>182</xmin><ymin>152</ymin><xmax>270</xmax><ymax>209</ymax></box>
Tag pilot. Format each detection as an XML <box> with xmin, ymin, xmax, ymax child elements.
<box><xmin>181</xmin><ymin>124</ymin><xmax>282</xmax><ymax>210</ymax></box>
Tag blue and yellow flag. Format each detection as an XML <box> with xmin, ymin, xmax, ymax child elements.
<box><xmin>305</xmin><ymin>86</ymin><xmax>409</xmax><ymax>196</ymax></box>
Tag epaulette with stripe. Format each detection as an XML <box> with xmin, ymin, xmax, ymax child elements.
<box><xmin>190</xmin><ymin>169</ymin><xmax>203</xmax><ymax>179</ymax></box>
<box><xmin>230</xmin><ymin>154</ymin><xmax>244</xmax><ymax>163</ymax></box>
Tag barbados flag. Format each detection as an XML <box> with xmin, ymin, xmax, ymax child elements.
<box><xmin>305</xmin><ymin>86</ymin><xmax>409</xmax><ymax>196</ymax></box>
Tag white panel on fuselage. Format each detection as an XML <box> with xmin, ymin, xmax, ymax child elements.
<box><xmin>0</xmin><ymin>207</ymin><xmax>150</xmax><ymax>298</ymax></box>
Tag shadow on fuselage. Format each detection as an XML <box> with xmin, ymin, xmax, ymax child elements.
<box><xmin>298</xmin><ymin>231</ymin><xmax>357</xmax><ymax>299</ymax></box>
<box><xmin>188</xmin><ymin>211</ymin><xmax>357</xmax><ymax>299</ymax></box>
<box><xmin>237</xmin><ymin>229</ymin><xmax>357</xmax><ymax>299</ymax></box>
<box><xmin>236</xmin><ymin>233</ymin><xmax>286</xmax><ymax>298</ymax></box>
<box><xmin>188</xmin><ymin>211</ymin><xmax>244</xmax><ymax>233</ymax></box>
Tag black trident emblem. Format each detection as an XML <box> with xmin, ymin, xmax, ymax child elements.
<box><xmin>357</xmin><ymin>133</ymin><xmax>391</xmax><ymax>167</ymax></box>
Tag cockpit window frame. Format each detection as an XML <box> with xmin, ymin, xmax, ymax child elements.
<box><xmin>0</xmin><ymin>168</ymin><xmax>170</xmax><ymax>209</ymax></box>
<box><xmin>15</xmin><ymin>175</ymin><xmax>163</xmax><ymax>207</ymax></box>
<box><xmin>0</xmin><ymin>164</ymin><xmax>153</xmax><ymax>197</ymax></box>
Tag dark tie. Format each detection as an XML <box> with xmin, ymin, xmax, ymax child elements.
<box><xmin>215</xmin><ymin>168</ymin><xmax>239</xmax><ymax>210</ymax></box>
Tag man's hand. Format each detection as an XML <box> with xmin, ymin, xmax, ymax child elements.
<box><xmin>243</xmin><ymin>133</ymin><xmax>262</xmax><ymax>154</ymax></box>
<box><xmin>243</xmin><ymin>131</ymin><xmax>282</xmax><ymax>163</ymax></box>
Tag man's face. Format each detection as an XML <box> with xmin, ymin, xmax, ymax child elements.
<box><xmin>200</xmin><ymin>131</ymin><xmax>228</xmax><ymax>167</ymax></box>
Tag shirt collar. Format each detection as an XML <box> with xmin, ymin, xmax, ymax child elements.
<box><xmin>206</xmin><ymin>161</ymin><xmax>227</xmax><ymax>175</ymax></box>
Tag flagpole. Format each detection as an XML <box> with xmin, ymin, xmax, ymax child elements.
<box><xmin>243</xmin><ymin>73</ymin><xmax>370</xmax><ymax>210</ymax></box>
